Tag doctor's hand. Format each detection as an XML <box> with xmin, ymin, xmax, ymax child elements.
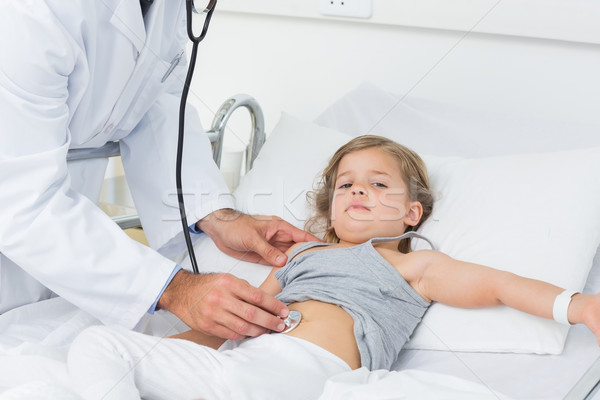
<box><xmin>158</xmin><ymin>270</ymin><xmax>288</xmax><ymax>340</ymax></box>
<box><xmin>196</xmin><ymin>208</ymin><xmax>320</xmax><ymax>267</ymax></box>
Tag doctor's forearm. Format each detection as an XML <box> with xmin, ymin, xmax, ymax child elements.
<box><xmin>196</xmin><ymin>208</ymin><xmax>242</xmax><ymax>234</ymax></box>
<box><xmin>157</xmin><ymin>269</ymin><xmax>193</xmax><ymax>313</ymax></box>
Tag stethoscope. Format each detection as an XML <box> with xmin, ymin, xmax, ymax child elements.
<box><xmin>176</xmin><ymin>0</ymin><xmax>302</xmax><ymax>333</ymax></box>
<box><xmin>176</xmin><ymin>0</ymin><xmax>217</xmax><ymax>275</ymax></box>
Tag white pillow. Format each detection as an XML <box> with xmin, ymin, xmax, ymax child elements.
<box><xmin>406</xmin><ymin>150</ymin><xmax>600</xmax><ymax>353</ymax></box>
<box><xmin>231</xmin><ymin>113</ymin><xmax>600</xmax><ymax>354</ymax></box>
<box><xmin>234</xmin><ymin>113</ymin><xmax>352</xmax><ymax>230</ymax></box>
<box><xmin>314</xmin><ymin>81</ymin><xmax>600</xmax><ymax>157</ymax></box>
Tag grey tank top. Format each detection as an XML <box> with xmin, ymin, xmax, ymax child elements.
<box><xmin>275</xmin><ymin>232</ymin><xmax>434</xmax><ymax>370</ymax></box>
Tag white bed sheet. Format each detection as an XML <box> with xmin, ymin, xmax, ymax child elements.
<box><xmin>395</xmin><ymin>325</ymin><xmax>600</xmax><ymax>400</ymax></box>
<box><xmin>0</xmin><ymin>298</ymin><xmax>188</xmax><ymax>399</ymax></box>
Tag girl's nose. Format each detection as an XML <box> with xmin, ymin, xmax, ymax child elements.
<box><xmin>352</xmin><ymin>187</ymin><xmax>366</xmax><ymax>196</ymax></box>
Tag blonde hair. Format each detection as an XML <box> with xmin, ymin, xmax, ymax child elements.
<box><xmin>305</xmin><ymin>135</ymin><xmax>433</xmax><ymax>253</ymax></box>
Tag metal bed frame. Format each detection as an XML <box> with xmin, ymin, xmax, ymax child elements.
<box><xmin>66</xmin><ymin>94</ymin><xmax>265</xmax><ymax>230</ymax></box>
<box><xmin>566</xmin><ymin>356</ymin><xmax>600</xmax><ymax>400</ymax></box>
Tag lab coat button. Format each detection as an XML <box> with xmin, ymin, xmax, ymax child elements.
<box><xmin>104</xmin><ymin>124</ymin><xmax>114</xmax><ymax>134</ymax></box>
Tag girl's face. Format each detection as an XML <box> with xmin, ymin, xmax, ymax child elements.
<box><xmin>330</xmin><ymin>148</ymin><xmax>422</xmax><ymax>245</ymax></box>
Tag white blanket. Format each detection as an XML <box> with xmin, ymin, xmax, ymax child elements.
<box><xmin>0</xmin><ymin>298</ymin><xmax>516</xmax><ymax>400</ymax></box>
<box><xmin>319</xmin><ymin>368</ymin><xmax>515</xmax><ymax>400</ymax></box>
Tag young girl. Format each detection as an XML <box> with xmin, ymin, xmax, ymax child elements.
<box><xmin>67</xmin><ymin>135</ymin><xmax>600</xmax><ymax>400</ymax></box>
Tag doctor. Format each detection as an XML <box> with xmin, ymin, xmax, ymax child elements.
<box><xmin>0</xmin><ymin>0</ymin><xmax>315</xmax><ymax>339</ymax></box>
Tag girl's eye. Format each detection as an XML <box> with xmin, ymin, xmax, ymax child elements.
<box><xmin>339</xmin><ymin>183</ymin><xmax>352</xmax><ymax>189</ymax></box>
<box><xmin>373</xmin><ymin>182</ymin><xmax>387</xmax><ymax>188</ymax></box>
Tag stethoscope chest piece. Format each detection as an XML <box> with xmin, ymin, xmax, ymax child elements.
<box><xmin>281</xmin><ymin>310</ymin><xmax>302</xmax><ymax>333</ymax></box>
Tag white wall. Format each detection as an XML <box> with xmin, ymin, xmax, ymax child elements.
<box><xmin>188</xmin><ymin>3</ymin><xmax>600</xmax><ymax>150</ymax></box>
<box><xmin>215</xmin><ymin>0</ymin><xmax>600</xmax><ymax>45</ymax></box>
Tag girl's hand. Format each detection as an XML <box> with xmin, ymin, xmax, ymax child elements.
<box><xmin>575</xmin><ymin>293</ymin><xmax>600</xmax><ymax>345</ymax></box>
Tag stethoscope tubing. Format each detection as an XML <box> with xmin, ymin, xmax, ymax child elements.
<box><xmin>176</xmin><ymin>0</ymin><xmax>218</xmax><ymax>274</ymax></box>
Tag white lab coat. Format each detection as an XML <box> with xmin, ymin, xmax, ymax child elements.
<box><xmin>0</xmin><ymin>0</ymin><xmax>233</xmax><ymax>328</ymax></box>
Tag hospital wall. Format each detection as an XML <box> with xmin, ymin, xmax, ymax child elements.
<box><xmin>188</xmin><ymin>0</ymin><xmax>600</xmax><ymax>151</ymax></box>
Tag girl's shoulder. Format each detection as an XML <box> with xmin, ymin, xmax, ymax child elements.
<box><xmin>385</xmin><ymin>249</ymin><xmax>441</xmax><ymax>283</ymax></box>
<box><xmin>285</xmin><ymin>242</ymin><xmax>306</xmax><ymax>257</ymax></box>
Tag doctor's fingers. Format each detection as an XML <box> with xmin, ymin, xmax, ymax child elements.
<box><xmin>243</xmin><ymin>222</ymin><xmax>313</xmax><ymax>267</ymax></box>
<box><xmin>258</xmin><ymin>217</ymin><xmax>321</xmax><ymax>246</ymax></box>
<box><xmin>210</xmin><ymin>306</ymin><xmax>280</xmax><ymax>341</ymax></box>
<box><xmin>191</xmin><ymin>274</ymin><xmax>288</xmax><ymax>338</ymax></box>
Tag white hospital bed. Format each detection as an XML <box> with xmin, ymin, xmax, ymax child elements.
<box><xmin>187</xmin><ymin>82</ymin><xmax>600</xmax><ymax>399</ymax></box>
<box><xmin>1</xmin><ymin>81</ymin><xmax>599</xmax><ymax>400</ymax></box>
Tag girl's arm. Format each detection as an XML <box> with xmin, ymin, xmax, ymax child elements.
<box><xmin>258</xmin><ymin>266</ymin><xmax>284</xmax><ymax>296</ymax></box>
<box><xmin>416</xmin><ymin>250</ymin><xmax>600</xmax><ymax>342</ymax></box>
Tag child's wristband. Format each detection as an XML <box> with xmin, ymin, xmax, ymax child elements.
<box><xmin>552</xmin><ymin>290</ymin><xmax>579</xmax><ymax>325</ymax></box>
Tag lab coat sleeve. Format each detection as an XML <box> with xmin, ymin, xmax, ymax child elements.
<box><xmin>0</xmin><ymin>3</ymin><xmax>176</xmax><ymax>328</ymax></box>
<box><xmin>119</xmin><ymin>91</ymin><xmax>234</xmax><ymax>251</ymax></box>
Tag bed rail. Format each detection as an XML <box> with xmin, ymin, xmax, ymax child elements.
<box><xmin>207</xmin><ymin>93</ymin><xmax>265</xmax><ymax>172</ymax></box>
<box><xmin>66</xmin><ymin>94</ymin><xmax>265</xmax><ymax>230</ymax></box>
<box><xmin>564</xmin><ymin>355</ymin><xmax>600</xmax><ymax>400</ymax></box>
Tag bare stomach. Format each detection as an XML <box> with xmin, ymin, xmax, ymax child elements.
<box><xmin>283</xmin><ymin>300</ymin><xmax>361</xmax><ymax>370</ymax></box>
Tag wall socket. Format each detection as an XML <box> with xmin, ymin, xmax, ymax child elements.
<box><xmin>318</xmin><ymin>0</ymin><xmax>372</xmax><ymax>19</ymax></box>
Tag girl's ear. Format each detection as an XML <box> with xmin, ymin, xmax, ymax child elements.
<box><xmin>404</xmin><ymin>201</ymin><xmax>423</xmax><ymax>227</ymax></box>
